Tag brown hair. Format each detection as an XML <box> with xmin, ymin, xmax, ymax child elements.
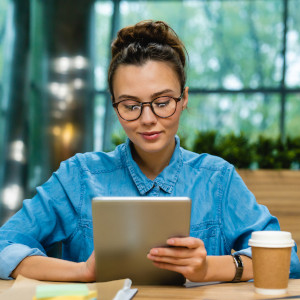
<box><xmin>108</xmin><ymin>20</ymin><xmax>187</xmax><ymax>100</ymax></box>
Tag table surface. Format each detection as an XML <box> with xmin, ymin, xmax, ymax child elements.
<box><xmin>1</xmin><ymin>279</ymin><xmax>300</xmax><ymax>300</ymax></box>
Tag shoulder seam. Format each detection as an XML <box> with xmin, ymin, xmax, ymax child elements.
<box><xmin>73</xmin><ymin>153</ymin><xmax>125</xmax><ymax>174</ymax></box>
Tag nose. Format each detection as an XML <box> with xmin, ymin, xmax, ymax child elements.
<box><xmin>139</xmin><ymin>104</ymin><xmax>157</xmax><ymax>125</ymax></box>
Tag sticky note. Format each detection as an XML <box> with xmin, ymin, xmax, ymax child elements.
<box><xmin>33</xmin><ymin>284</ymin><xmax>97</xmax><ymax>300</ymax></box>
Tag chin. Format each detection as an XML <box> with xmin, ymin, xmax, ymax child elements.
<box><xmin>141</xmin><ymin>145</ymin><xmax>165</xmax><ymax>154</ymax></box>
<box><xmin>134</xmin><ymin>141</ymin><xmax>166</xmax><ymax>154</ymax></box>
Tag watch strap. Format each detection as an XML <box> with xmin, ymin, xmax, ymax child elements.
<box><xmin>231</xmin><ymin>254</ymin><xmax>244</xmax><ymax>282</ymax></box>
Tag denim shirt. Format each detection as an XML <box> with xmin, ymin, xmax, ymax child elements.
<box><xmin>0</xmin><ymin>136</ymin><xmax>299</xmax><ymax>279</ymax></box>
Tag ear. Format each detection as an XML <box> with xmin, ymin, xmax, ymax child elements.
<box><xmin>182</xmin><ymin>86</ymin><xmax>189</xmax><ymax>110</ymax></box>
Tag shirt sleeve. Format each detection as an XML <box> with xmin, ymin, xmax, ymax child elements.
<box><xmin>221</xmin><ymin>165</ymin><xmax>300</xmax><ymax>279</ymax></box>
<box><xmin>0</xmin><ymin>156</ymin><xmax>82</xmax><ymax>279</ymax></box>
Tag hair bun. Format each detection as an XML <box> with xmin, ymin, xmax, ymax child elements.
<box><xmin>108</xmin><ymin>20</ymin><xmax>187</xmax><ymax>96</ymax></box>
<box><xmin>111</xmin><ymin>20</ymin><xmax>185</xmax><ymax>66</ymax></box>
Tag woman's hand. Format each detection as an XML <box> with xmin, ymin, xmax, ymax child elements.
<box><xmin>147</xmin><ymin>237</ymin><xmax>208</xmax><ymax>282</ymax></box>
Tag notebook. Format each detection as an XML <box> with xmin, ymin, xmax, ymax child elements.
<box><xmin>92</xmin><ymin>196</ymin><xmax>191</xmax><ymax>285</ymax></box>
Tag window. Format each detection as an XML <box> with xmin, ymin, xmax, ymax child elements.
<box><xmin>93</xmin><ymin>0</ymin><xmax>300</xmax><ymax>150</ymax></box>
<box><xmin>0</xmin><ymin>0</ymin><xmax>9</xmax><ymax>151</ymax></box>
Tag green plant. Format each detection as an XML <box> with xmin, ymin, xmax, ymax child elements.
<box><xmin>254</xmin><ymin>136</ymin><xmax>296</xmax><ymax>169</ymax></box>
<box><xmin>286</xmin><ymin>136</ymin><xmax>300</xmax><ymax>169</ymax></box>
<box><xmin>217</xmin><ymin>132</ymin><xmax>254</xmax><ymax>169</ymax></box>
<box><xmin>111</xmin><ymin>132</ymin><xmax>126</xmax><ymax>147</ymax></box>
<box><xmin>192</xmin><ymin>131</ymin><xmax>254</xmax><ymax>169</ymax></box>
<box><xmin>273</xmin><ymin>138</ymin><xmax>295</xmax><ymax>169</ymax></box>
<box><xmin>254</xmin><ymin>136</ymin><xmax>277</xmax><ymax>169</ymax></box>
<box><xmin>192</xmin><ymin>130</ymin><xmax>220</xmax><ymax>156</ymax></box>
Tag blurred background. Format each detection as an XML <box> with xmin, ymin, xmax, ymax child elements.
<box><xmin>0</xmin><ymin>0</ymin><xmax>300</xmax><ymax>225</ymax></box>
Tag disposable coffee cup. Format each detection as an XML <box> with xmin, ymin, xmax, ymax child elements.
<box><xmin>249</xmin><ymin>231</ymin><xmax>294</xmax><ymax>296</ymax></box>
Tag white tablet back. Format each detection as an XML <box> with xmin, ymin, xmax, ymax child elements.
<box><xmin>92</xmin><ymin>197</ymin><xmax>191</xmax><ymax>285</ymax></box>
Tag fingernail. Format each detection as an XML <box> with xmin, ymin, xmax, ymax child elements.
<box><xmin>151</xmin><ymin>249</ymin><xmax>158</xmax><ymax>254</ymax></box>
<box><xmin>168</xmin><ymin>239</ymin><xmax>175</xmax><ymax>245</ymax></box>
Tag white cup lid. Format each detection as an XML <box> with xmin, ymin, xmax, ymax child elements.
<box><xmin>249</xmin><ymin>231</ymin><xmax>295</xmax><ymax>248</ymax></box>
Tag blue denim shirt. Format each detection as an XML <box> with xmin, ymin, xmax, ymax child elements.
<box><xmin>0</xmin><ymin>136</ymin><xmax>299</xmax><ymax>279</ymax></box>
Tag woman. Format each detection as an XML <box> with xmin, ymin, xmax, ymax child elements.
<box><xmin>0</xmin><ymin>20</ymin><xmax>299</xmax><ymax>282</ymax></box>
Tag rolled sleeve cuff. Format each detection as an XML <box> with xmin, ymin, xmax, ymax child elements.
<box><xmin>233</xmin><ymin>247</ymin><xmax>252</xmax><ymax>258</ymax></box>
<box><xmin>0</xmin><ymin>244</ymin><xmax>46</xmax><ymax>280</ymax></box>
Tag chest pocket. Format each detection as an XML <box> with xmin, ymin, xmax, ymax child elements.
<box><xmin>190</xmin><ymin>222</ymin><xmax>220</xmax><ymax>255</ymax></box>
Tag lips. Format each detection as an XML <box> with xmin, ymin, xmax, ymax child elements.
<box><xmin>140</xmin><ymin>131</ymin><xmax>161</xmax><ymax>140</ymax></box>
<box><xmin>142</xmin><ymin>131</ymin><xmax>160</xmax><ymax>136</ymax></box>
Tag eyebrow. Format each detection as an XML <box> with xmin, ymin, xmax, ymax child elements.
<box><xmin>116</xmin><ymin>89</ymin><xmax>175</xmax><ymax>102</ymax></box>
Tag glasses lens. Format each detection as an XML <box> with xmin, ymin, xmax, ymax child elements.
<box><xmin>152</xmin><ymin>97</ymin><xmax>177</xmax><ymax>118</ymax></box>
<box><xmin>117</xmin><ymin>100</ymin><xmax>141</xmax><ymax>120</ymax></box>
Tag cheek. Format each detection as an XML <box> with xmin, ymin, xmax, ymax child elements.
<box><xmin>171</xmin><ymin>109</ymin><xmax>182</xmax><ymax>125</ymax></box>
<box><xmin>118</xmin><ymin>118</ymin><xmax>136</xmax><ymax>135</ymax></box>
<box><xmin>162</xmin><ymin>114</ymin><xmax>181</xmax><ymax>132</ymax></box>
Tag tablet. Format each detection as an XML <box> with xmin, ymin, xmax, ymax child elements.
<box><xmin>92</xmin><ymin>196</ymin><xmax>191</xmax><ymax>285</ymax></box>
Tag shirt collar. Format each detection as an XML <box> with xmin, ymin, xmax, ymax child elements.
<box><xmin>123</xmin><ymin>136</ymin><xmax>183</xmax><ymax>195</ymax></box>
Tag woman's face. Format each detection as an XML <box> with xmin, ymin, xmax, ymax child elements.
<box><xmin>112</xmin><ymin>60</ymin><xmax>188</xmax><ymax>157</ymax></box>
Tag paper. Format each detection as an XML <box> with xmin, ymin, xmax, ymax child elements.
<box><xmin>113</xmin><ymin>279</ymin><xmax>137</xmax><ymax>300</ymax></box>
<box><xmin>0</xmin><ymin>275</ymin><xmax>138</xmax><ymax>300</ymax></box>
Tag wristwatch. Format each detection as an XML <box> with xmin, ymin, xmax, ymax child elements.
<box><xmin>231</xmin><ymin>254</ymin><xmax>244</xmax><ymax>282</ymax></box>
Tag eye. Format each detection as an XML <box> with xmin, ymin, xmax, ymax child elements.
<box><xmin>154</xmin><ymin>97</ymin><xmax>171</xmax><ymax>108</ymax></box>
<box><xmin>122</xmin><ymin>101</ymin><xmax>141</xmax><ymax>111</ymax></box>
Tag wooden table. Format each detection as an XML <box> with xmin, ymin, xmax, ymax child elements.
<box><xmin>133</xmin><ymin>280</ymin><xmax>300</xmax><ymax>300</ymax></box>
<box><xmin>1</xmin><ymin>279</ymin><xmax>300</xmax><ymax>300</ymax></box>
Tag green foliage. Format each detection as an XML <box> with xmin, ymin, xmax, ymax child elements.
<box><xmin>192</xmin><ymin>131</ymin><xmax>253</xmax><ymax>168</ymax></box>
<box><xmin>193</xmin><ymin>130</ymin><xmax>220</xmax><ymax>156</ymax></box>
<box><xmin>191</xmin><ymin>131</ymin><xmax>300</xmax><ymax>169</ymax></box>
<box><xmin>111</xmin><ymin>132</ymin><xmax>126</xmax><ymax>147</ymax></box>
<box><xmin>190</xmin><ymin>131</ymin><xmax>300</xmax><ymax>169</ymax></box>
<box><xmin>253</xmin><ymin>136</ymin><xmax>300</xmax><ymax>169</ymax></box>
<box><xmin>253</xmin><ymin>135</ymin><xmax>277</xmax><ymax>169</ymax></box>
<box><xmin>217</xmin><ymin>133</ymin><xmax>253</xmax><ymax>169</ymax></box>
<box><xmin>286</xmin><ymin>136</ymin><xmax>300</xmax><ymax>168</ymax></box>
<box><xmin>111</xmin><ymin>130</ymin><xmax>300</xmax><ymax>169</ymax></box>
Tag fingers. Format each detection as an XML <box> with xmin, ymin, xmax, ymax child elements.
<box><xmin>147</xmin><ymin>248</ymin><xmax>206</xmax><ymax>267</ymax></box>
<box><xmin>149</xmin><ymin>247</ymin><xmax>190</xmax><ymax>259</ymax></box>
<box><xmin>147</xmin><ymin>237</ymin><xmax>208</xmax><ymax>281</ymax></box>
<box><xmin>152</xmin><ymin>261</ymin><xmax>189</xmax><ymax>275</ymax></box>
<box><xmin>167</xmin><ymin>237</ymin><xmax>204</xmax><ymax>249</ymax></box>
<box><xmin>147</xmin><ymin>252</ymin><xmax>192</xmax><ymax>265</ymax></box>
<box><xmin>146</xmin><ymin>237</ymin><xmax>209</xmax><ymax>282</ymax></box>
<box><xmin>151</xmin><ymin>259</ymin><xmax>207</xmax><ymax>281</ymax></box>
<box><xmin>148</xmin><ymin>237</ymin><xmax>205</xmax><ymax>259</ymax></box>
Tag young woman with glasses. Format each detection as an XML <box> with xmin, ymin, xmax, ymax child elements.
<box><xmin>0</xmin><ymin>20</ymin><xmax>299</xmax><ymax>282</ymax></box>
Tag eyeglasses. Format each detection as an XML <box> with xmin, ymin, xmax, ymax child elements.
<box><xmin>112</xmin><ymin>91</ymin><xmax>184</xmax><ymax>121</ymax></box>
